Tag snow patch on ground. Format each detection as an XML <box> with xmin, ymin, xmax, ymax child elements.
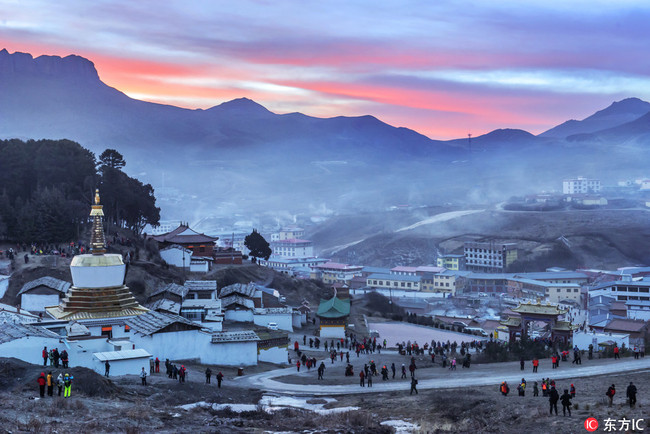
<box><xmin>179</xmin><ymin>395</ymin><xmax>359</xmax><ymax>415</ymax></box>
<box><xmin>380</xmin><ymin>419</ymin><xmax>420</xmax><ymax>433</ymax></box>
<box><xmin>395</xmin><ymin>210</ymin><xmax>484</xmax><ymax>232</ymax></box>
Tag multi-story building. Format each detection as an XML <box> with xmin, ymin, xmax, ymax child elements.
<box><xmin>270</xmin><ymin>239</ymin><xmax>313</xmax><ymax>258</ymax></box>
<box><xmin>312</xmin><ymin>262</ymin><xmax>363</xmax><ymax>285</ymax></box>
<box><xmin>562</xmin><ymin>177</ymin><xmax>601</xmax><ymax>194</ymax></box>
<box><xmin>507</xmin><ymin>278</ymin><xmax>581</xmax><ymax>304</ymax></box>
<box><xmin>436</xmin><ymin>254</ymin><xmax>466</xmax><ymax>271</ymax></box>
<box><xmin>366</xmin><ymin>274</ymin><xmax>421</xmax><ymax>291</ymax></box>
<box><xmin>271</xmin><ymin>227</ymin><xmax>305</xmax><ymax>241</ymax></box>
<box><xmin>589</xmin><ymin>278</ymin><xmax>650</xmax><ymax>320</ymax></box>
<box><xmin>464</xmin><ymin>242</ymin><xmax>518</xmax><ymax>273</ymax></box>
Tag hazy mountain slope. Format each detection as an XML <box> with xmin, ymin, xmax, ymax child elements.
<box><xmin>540</xmin><ymin>97</ymin><xmax>650</xmax><ymax>138</ymax></box>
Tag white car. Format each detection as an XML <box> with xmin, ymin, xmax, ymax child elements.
<box><xmin>267</xmin><ymin>322</ymin><xmax>278</xmax><ymax>330</ymax></box>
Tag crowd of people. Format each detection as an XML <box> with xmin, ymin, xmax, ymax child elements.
<box><xmin>36</xmin><ymin>372</ymin><xmax>73</xmax><ymax>398</ymax></box>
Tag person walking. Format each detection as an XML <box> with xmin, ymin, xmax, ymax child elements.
<box><xmin>105</xmin><ymin>360</ymin><xmax>110</xmax><ymax>377</ymax></box>
<box><xmin>560</xmin><ymin>389</ymin><xmax>572</xmax><ymax>416</ymax></box>
<box><xmin>47</xmin><ymin>372</ymin><xmax>53</xmax><ymax>397</ymax></box>
<box><xmin>549</xmin><ymin>386</ymin><xmax>559</xmax><ymax>415</ymax></box>
<box><xmin>359</xmin><ymin>370</ymin><xmax>365</xmax><ymax>387</ymax></box>
<box><xmin>533</xmin><ymin>382</ymin><xmax>539</xmax><ymax>397</ymax></box>
<box><xmin>216</xmin><ymin>372</ymin><xmax>224</xmax><ymax>388</ymax></box>
<box><xmin>606</xmin><ymin>384</ymin><xmax>616</xmax><ymax>407</ymax></box>
<box><xmin>401</xmin><ymin>364</ymin><xmax>407</xmax><ymax>379</ymax></box>
<box><xmin>626</xmin><ymin>382</ymin><xmax>637</xmax><ymax>408</ymax></box>
<box><xmin>532</xmin><ymin>358</ymin><xmax>539</xmax><ymax>373</ymax></box>
<box><xmin>500</xmin><ymin>381</ymin><xmax>509</xmax><ymax>396</ymax></box>
<box><xmin>367</xmin><ymin>371</ymin><xmax>373</xmax><ymax>387</ymax></box>
<box><xmin>37</xmin><ymin>372</ymin><xmax>46</xmax><ymax>397</ymax></box>
<box><xmin>42</xmin><ymin>347</ymin><xmax>48</xmax><ymax>367</ymax></box>
<box><xmin>570</xmin><ymin>384</ymin><xmax>575</xmax><ymax>398</ymax></box>
<box><xmin>140</xmin><ymin>367</ymin><xmax>148</xmax><ymax>386</ymax></box>
<box><xmin>205</xmin><ymin>367</ymin><xmax>212</xmax><ymax>384</ymax></box>
<box><xmin>318</xmin><ymin>362</ymin><xmax>325</xmax><ymax>380</ymax></box>
<box><xmin>410</xmin><ymin>377</ymin><xmax>418</xmax><ymax>395</ymax></box>
<box><xmin>63</xmin><ymin>373</ymin><xmax>73</xmax><ymax>398</ymax></box>
<box><xmin>613</xmin><ymin>345</ymin><xmax>620</xmax><ymax>360</ymax></box>
<box><xmin>520</xmin><ymin>357</ymin><xmax>525</xmax><ymax>371</ymax></box>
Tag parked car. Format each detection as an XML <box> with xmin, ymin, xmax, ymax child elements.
<box><xmin>267</xmin><ymin>322</ymin><xmax>278</xmax><ymax>330</ymax></box>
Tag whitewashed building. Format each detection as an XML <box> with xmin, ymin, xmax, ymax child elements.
<box><xmin>159</xmin><ymin>245</ymin><xmax>193</xmax><ymax>269</ymax></box>
<box><xmin>563</xmin><ymin>177</ymin><xmax>601</xmax><ymax>194</ymax></box>
<box><xmin>19</xmin><ymin>277</ymin><xmax>71</xmax><ymax>313</ymax></box>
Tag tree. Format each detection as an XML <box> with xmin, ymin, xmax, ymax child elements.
<box><xmin>245</xmin><ymin>229</ymin><xmax>272</xmax><ymax>262</ymax></box>
<box><xmin>99</xmin><ymin>149</ymin><xmax>126</xmax><ymax>170</ymax></box>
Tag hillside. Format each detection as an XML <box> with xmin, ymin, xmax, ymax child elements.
<box><xmin>314</xmin><ymin>207</ymin><xmax>650</xmax><ymax>269</ymax></box>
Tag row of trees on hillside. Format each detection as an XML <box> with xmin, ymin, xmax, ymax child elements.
<box><xmin>0</xmin><ymin>139</ymin><xmax>159</xmax><ymax>242</ymax></box>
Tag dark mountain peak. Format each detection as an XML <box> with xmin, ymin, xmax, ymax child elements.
<box><xmin>0</xmin><ymin>49</ymin><xmax>99</xmax><ymax>81</ymax></box>
<box><xmin>208</xmin><ymin>97</ymin><xmax>273</xmax><ymax>115</ymax></box>
<box><xmin>589</xmin><ymin>97</ymin><xmax>650</xmax><ymax>119</ymax></box>
<box><xmin>481</xmin><ymin>128</ymin><xmax>536</xmax><ymax>140</ymax></box>
<box><xmin>540</xmin><ymin>97</ymin><xmax>650</xmax><ymax>138</ymax></box>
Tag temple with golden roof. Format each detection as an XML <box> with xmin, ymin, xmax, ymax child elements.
<box><xmin>46</xmin><ymin>189</ymin><xmax>148</xmax><ymax>320</ymax></box>
<box><xmin>500</xmin><ymin>301</ymin><xmax>577</xmax><ymax>344</ymax></box>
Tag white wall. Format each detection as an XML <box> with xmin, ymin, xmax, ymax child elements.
<box><xmin>572</xmin><ymin>331</ymin><xmax>629</xmax><ymax>350</ymax></box>
<box><xmin>0</xmin><ymin>336</ymin><xmax>62</xmax><ymax>366</ymax></box>
<box><xmin>160</xmin><ymin>248</ymin><xmax>191</xmax><ymax>268</ymax></box>
<box><xmin>253</xmin><ymin>313</ymin><xmax>293</xmax><ymax>332</ymax></box>
<box><xmin>0</xmin><ymin>275</ymin><xmax>9</xmax><ymax>298</ymax></box>
<box><xmin>67</xmin><ymin>339</ymin><xmax>113</xmax><ymax>367</ymax></box>
<box><xmin>190</xmin><ymin>261</ymin><xmax>209</xmax><ymax>273</ymax></box>
<box><xmin>130</xmin><ymin>330</ymin><xmax>212</xmax><ymax>362</ymax></box>
<box><xmin>627</xmin><ymin>307</ymin><xmax>650</xmax><ymax>321</ymax></box>
<box><xmin>91</xmin><ymin>355</ymin><xmax>150</xmax><ymax>377</ymax></box>
<box><xmin>292</xmin><ymin>313</ymin><xmax>302</xmax><ymax>329</ymax></box>
<box><xmin>208</xmin><ymin>341</ymin><xmax>258</xmax><ymax>366</ymax></box>
<box><xmin>258</xmin><ymin>346</ymin><xmax>288</xmax><ymax>364</ymax></box>
<box><xmin>130</xmin><ymin>330</ymin><xmax>258</xmax><ymax>366</ymax></box>
<box><xmin>21</xmin><ymin>293</ymin><xmax>60</xmax><ymax>312</ymax></box>
<box><xmin>320</xmin><ymin>325</ymin><xmax>345</xmax><ymax>339</ymax></box>
<box><xmin>225</xmin><ymin>309</ymin><xmax>254</xmax><ymax>322</ymax></box>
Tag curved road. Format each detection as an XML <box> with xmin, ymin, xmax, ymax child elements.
<box><xmin>233</xmin><ymin>355</ymin><xmax>650</xmax><ymax>396</ymax></box>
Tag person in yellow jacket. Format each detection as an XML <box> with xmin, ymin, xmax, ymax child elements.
<box><xmin>46</xmin><ymin>372</ymin><xmax>53</xmax><ymax>397</ymax></box>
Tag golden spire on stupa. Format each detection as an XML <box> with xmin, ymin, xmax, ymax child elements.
<box><xmin>89</xmin><ymin>189</ymin><xmax>106</xmax><ymax>255</ymax></box>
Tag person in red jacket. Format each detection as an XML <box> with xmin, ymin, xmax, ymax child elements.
<box><xmin>296</xmin><ymin>360</ymin><xmax>301</xmax><ymax>372</ymax></box>
<box><xmin>42</xmin><ymin>347</ymin><xmax>48</xmax><ymax>367</ymax></box>
<box><xmin>532</xmin><ymin>358</ymin><xmax>539</xmax><ymax>373</ymax></box>
<box><xmin>37</xmin><ymin>372</ymin><xmax>46</xmax><ymax>397</ymax></box>
<box><xmin>613</xmin><ymin>345</ymin><xmax>620</xmax><ymax>359</ymax></box>
<box><xmin>359</xmin><ymin>370</ymin><xmax>365</xmax><ymax>387</ymax></box>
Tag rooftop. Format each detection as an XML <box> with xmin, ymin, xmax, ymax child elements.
<box><xmin>0</xmin><ymin>321</ymin><xmax>61</xmax><ymax>344</ymax></box>
<box><xmin>317</xmin><ymin>296</ymin><xmax>350</xmax><ymax>318</ymax></box>
<box><xmin>150</xmin><ymin>224</ymin><xmax>218</xmax><ymax>244</ymax></box>
<box><xmin>149</xmin><ymin>283</ymin><xmax>189</xmax><ymax>299</ymax></box>
<box><xmin>604</xmin><ymin>319</ymin><xmax>649</xmax><ymax>333</ymax></box>
<box><xmin>212</xmin><ymin>330</ymin><xmax>260</xmax><ymax>343</ymax></box>
<box><xmin>513</xmin><ymin>272</ymin><xmax>588</xmax><ymax>280</ymax></box>
<box><xmin>125</xmin><ymin>311</ymin><xmax>202</xmax><ymax>336</ymax></box>
<box><xmin>185</xmin><ymin>280</ymin><xmax>218</xmax><ymax>292</ymax></box>
<box><xmin>367</xmin><ymin>273</ymin><xmax>421</xmax><ymax>283</ymax></box>
<box><xmin>93</xmin><ymin>348</ymin><xmax>151</xmax><ymax>362</ymax></box>
<box><xmin>219</xmin><ymin>282</ymin><xmax>257</xmax><ymax>298</ymax></box>
<box><xmin>511</xmin><ymin>302</ymin><xmax>567</xmax><ymax>315</ymax></box>
<box><xmin>18</xmin><ymin>277</ymin><xmax>71</xmax><ymax>296</ymax></box>
<box><xmin>314</xmin><ymin>262</ymin><xmax>362</xmax><ymax>271</ymax></box>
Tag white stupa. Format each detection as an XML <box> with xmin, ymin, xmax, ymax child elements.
<box><xmin>46</xmin><ymin>189</ymin><xmax>148</xmax><ymax>320</ymax></box>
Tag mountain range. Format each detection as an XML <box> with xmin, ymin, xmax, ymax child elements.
<box><xmin>2</xmin><ymin>48</ymin><xmax>650</xmax><ymax>220</ymax></box>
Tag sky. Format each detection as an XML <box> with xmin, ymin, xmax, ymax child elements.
<box><xmin>1</xmin><ymin>0</ymin><xmax>650</xmax><ymax>139</ymax></box>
